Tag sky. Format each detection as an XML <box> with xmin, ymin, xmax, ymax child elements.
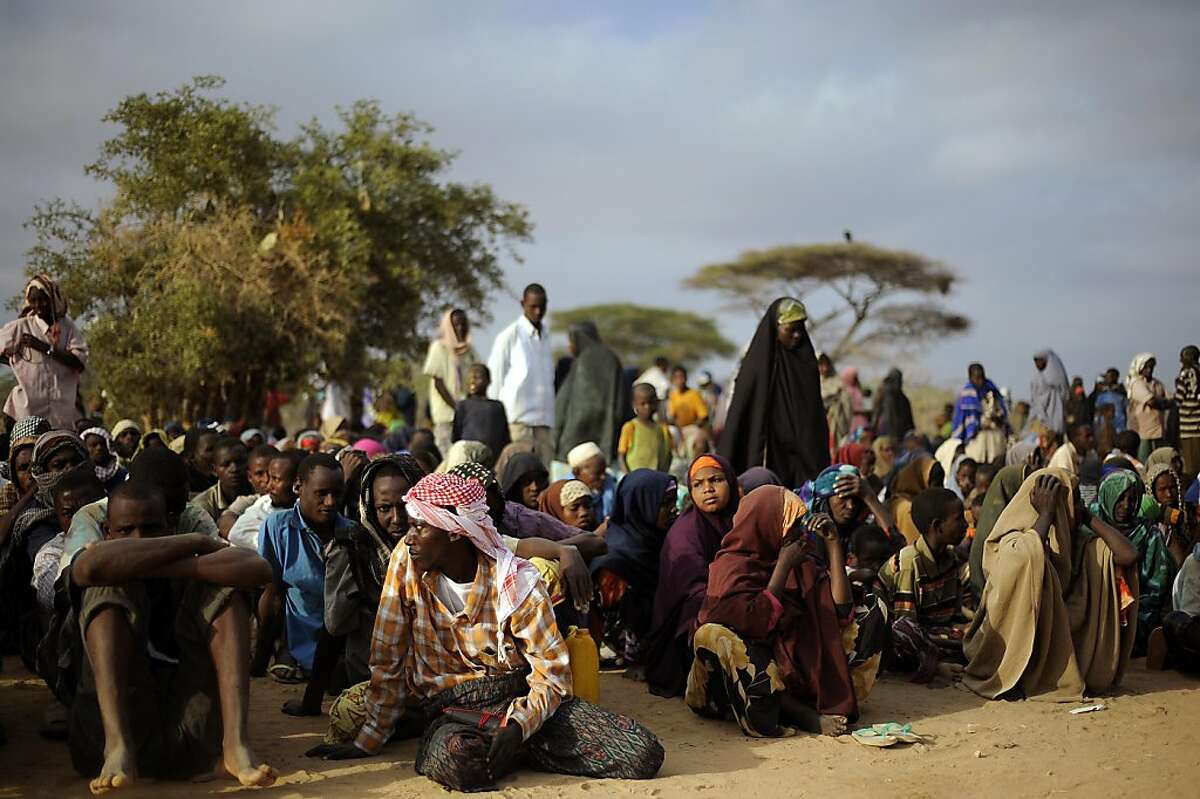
<box><xmin>2</xmin><ymin>1</ymin><xmax>1198</xmax><ymax>397</ymax></box>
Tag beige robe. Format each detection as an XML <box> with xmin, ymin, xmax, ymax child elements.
<box><xmin>963</xmin><ymin>467</ymin><xmax>1135</xmax><ymax>701</ymax></box>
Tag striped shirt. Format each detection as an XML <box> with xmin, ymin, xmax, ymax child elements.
<box><xmin>1177</xmin><ymin>365</ymin><xmax>1200</xmax><ymax>439</ymax></box>
<box><xmin>876</xmin><ymin>534</ymin><xmax>964</xmax><ymax>625</ymax></box>
<box><xmin>354</xmin><ymin>543</ymin><xmax>572</xmax><ymax>754</ymax></box>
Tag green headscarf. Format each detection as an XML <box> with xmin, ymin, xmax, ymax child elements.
<box><xmin>1093</xmin><ymin>469</ymin><xmax>1141</xmax><ymax>530</ymax></box>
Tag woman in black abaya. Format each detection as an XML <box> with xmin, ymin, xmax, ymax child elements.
<box><xmin>719</xmin><ymin>298</ymin><xmax>830</xmax><ymax>489</ymax></box>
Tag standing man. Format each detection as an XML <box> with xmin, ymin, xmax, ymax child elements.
<box><xmin>422</xmin><ymin>309</ymin><xmax>477</xmax><ymax>456</ymax></box>
<box><xmin>488</xmin><ymin>284</ymin><xmax>555</xmax><ymax>465</ymax></box>
<box><xmin>1176</xmin><ymin>345</ymin><xmax>1200</xmax><ymax>479</ymax></box>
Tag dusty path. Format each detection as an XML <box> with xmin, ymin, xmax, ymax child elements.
<box><xmin>1</xmin><ymin>662</ymin><xmax>1196</xmax><ymax>798</ymax></box>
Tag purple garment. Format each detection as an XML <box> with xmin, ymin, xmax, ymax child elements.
<box><xmin>502</xmin><ymin>500</ymin><xmax>575</xmax><ymax>541</ymax></box>
<box><xmin>644</xmin><ymin>455</ymin><xmax>741</xmax><ymax>697</ymax></box>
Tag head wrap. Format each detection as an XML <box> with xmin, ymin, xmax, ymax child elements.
<box><xmin>297</xmin><ymin>430</ymin><xmax>323</xmax><ymax>452</ymax></box>
<box><xmin>438</xmin><ymin>309</ymin><xmax>472</xmax><ymax>358</ymax></box>
<box><xmin>1094</xmin><ymin>469</ymin><xmax>1143</xmax><ymax>532</ymax></box>
<box><xmin>20</xmin><ymin>274</ymin><xmax>68</xmax><ymax>321</ymax></box>
<box><xmin>1146</xmin><ymin>447</ymin><xmax>1179</xmax><ymax>473</ymax></box>
<box><xmin>872</xmin><ymin>435</ymin><xmax>897</xmax><ymax>479</ymax></box>
<box><xmin>81</xmin><ymin>426</ymin><xmax>121</xmax><ymax>484</ymax></box>
<box><xmin>352</xmin><ymin>438</ymin><xmax>387</xmax><ymax>459</ymax></box>
<box><xmin>499</xmin><ymin>451</ymin><xmax>548</xmax><ymax>500</ymax></box>
<box><xmin>449</xmin><ymin>461</ymin><xmax>500</xmax><ymax>493</ymax></box>
<box><xmin>1127</xmin><ymin>353</ymin><xmax>1156</xmax><ymax>390</ymax></box>
<box><xmin>737</xmin><ymin>466</ymin><xmax>782</xmax><ymax>493</ymax></box>
<box><xmin>567</xmin><ymin>441</ymin><xmax>605</xmax><ymax>469</ymax></box>
<box><xmin>775</xmin><ymin>298</ymin><xmax>808</xmax><ymax>325</ymax></box>
<box><xmin>834</xmin><ymin>442</ymin><xmax>867</xmax><ymax>469</ymax></box>
<box><xmin>404</xmin><ymin>473</ymin><xmax>539</xmax><ymax>647</ymax></box>
<box><xmin>320</xmin><ymin>416</ymin><xmax>347</xmax><ymax>441</ymax></box>
<box><xmin>2</xmin><ymin>415</ymin><xmax>51</xmax><ymax>481</ymax></box>
<box><xmin>30</xmin><ymin>430</ymin><xmax>89</xmax><ymax>506</ymax></box>
<box><xmin>240</xmin><ymin>428</ymin><xmax>264</xmax><ymax>445</ymax></box>
<box><xmin>358</xmin><ymin>453</ymin><xmax>427</xmax><ymax>547</ymax></box>
<box><xmin>559</xmin><ymin>480</ymin><xmax>592</xmax><ymax>509</ymax></box>
<box><xmin>111</xmin><ymin>418</ymin><xmax>141</xmax><ymax>441</ymax></box>
<box><xmin>437</xmin><ymin>440</ymin><xmax>493</xmax><ymax>474</ymax></box>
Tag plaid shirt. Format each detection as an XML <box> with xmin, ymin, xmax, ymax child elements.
<box><xmin>354</xmin><ymin>543</ymin><xmax>572</xmax><ymax>754</ymax></box>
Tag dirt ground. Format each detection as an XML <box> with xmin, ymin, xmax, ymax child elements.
<box><xmin>1</xmin><ymin>661</ymin><xmax>1196</xmax><ymax>799</ymax></box>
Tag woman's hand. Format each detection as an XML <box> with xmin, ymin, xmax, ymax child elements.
<box><xmin>1029</xmin><ymin>474</ymin><xmax>1061</xmax><ymax>517</ymax></box>
<box><xmin>833</xmin><ymin>473</ymin><xmax>865</xmax><ymax>500</ymax></box>
<box><xmin>805</xmin><ymin>512</ymin><xmax>839</xmax><ymax>544</ymax></box>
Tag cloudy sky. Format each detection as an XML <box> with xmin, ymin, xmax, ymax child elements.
<box><xmin>2</xmin><ymin>1</ymin><xmax>1198</xmax><ymax>395</ymax></box>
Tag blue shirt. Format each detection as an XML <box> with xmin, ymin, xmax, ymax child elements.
<box><xmin>596</xmin><ymin>472</ymin><xmax>619</xmax><ymax>520</ymax></box>
<box><xmin>258</xmin><ymin>502</ymin><xmax>356</xmax><ymax>670</ymax></box>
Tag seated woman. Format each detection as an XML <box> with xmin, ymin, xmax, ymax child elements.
<box><xmin>686</xmin><ymin>486</ymin><xmax>860</xmax><ymax>737</ymax></box>
<box><xmin>588</xmin><ymin>469</ymin><xmax>678</xmax><ymax>673</ymax></box>
<box><xmin>803</xmin><ymin>463</ymin><xmax>897</xmax><ymax>549</ymax></box>
<box><xmin>886</xmin><ymin>454</ymin><xmax>945</xmax><ymax>544</ymax></box>
<box><xmin>81</xmin><ymin>426</ymin><xmax>127</xmax><ymax>494</ymax></box>
<box><xmin>307</xmin><ymin>473</ymin><xmax>662</xmax><ymax>792</ymax></box>
<box><xmin>1092</xmin><ymin>467</ymin><xmax>1185</xmax><ymax>656</ymax></box>
<box><xmin>963</xmin><ymin>469</ymin><xmax>1139</xmax><ymax>701</ymax></box>
<box><xmin>500</xmin><ymin>451</ymin><xmax>549</xmax><ymax>510</ymax></box>
<box><xmin>537</xmin><ymin>479</ymin><xmax>597</xmax><ymax>531</ymax></box>
<box><xmin>451</xmin><ymin>462</ymin><xmax>576</xmax><ymax>542</ymax></box>
<box><xmin>644</xmin><ymin>455</ymin><xmax>740</xmax><ymax>698</ymax></box>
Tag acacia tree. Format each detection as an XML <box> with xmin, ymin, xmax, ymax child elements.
<box><xmin>551</xmin><ymin>303</ymin><xmax>736</xmax><ymax>370</ymax></box>
<box><xmin>22</xmin><ymin>77</ymin><xmax>531</xmax><ymax>423</ymax></box>
<box><xmin>684</xmin><ymin>241</ymin><xmax>969</xmax><ymax>360</ymax></box>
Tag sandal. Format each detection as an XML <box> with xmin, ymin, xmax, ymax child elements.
<box><xmin>852</xmin><ymin>723</ymin><xmax>924</xmax><ymax>747</ymax></box>
<box><xmin>268</xmin><ymin>663</ymin><xmax>309</xmax><ymax>684</ymax></box>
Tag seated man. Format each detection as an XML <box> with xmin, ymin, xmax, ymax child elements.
<box><xmin>307</xmin><ymin>473</ymin><xmax>662</xmax><ymax>792</ymax></box>
<box><xmin>875</xmin><ymin>487</ymin><xmax>970</xmax><ymax>684</ymax></box>
<box><xmin>63</xmin><ymin>479</ymin><xmax>275</xmax><ymax>792</ymax></box>
<box><xmin>256</xmin><ymin>454</ymin><xmax>355</xmax><ymax>685</ymax></box>
<box><xmin>568</xmin><ymin>442</ymin><xmax>619</xmax><ymax>521</ymax></box>
<box><xmin>190</xmin><ymin>436</ymin><xmax>252</xmax><ymax>524</ymax></box>
<box><xmin>224</xmin><ymin>450</ymin><xmax>305</xmax><ymax>550</ymax></box>
<box><xmin>216</xmin><ymin>444</ymin><xmax>280</xmax><ymax>538</ymax></box>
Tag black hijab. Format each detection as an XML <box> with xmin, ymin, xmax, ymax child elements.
<box><xmin>498</xmin><ymin>450</ymin><xmax>548</xmax><ymax>504</ymax></box>
<box><xmin>872</xmin><ymin>368</ymin><xmax>915</xmax><ymax>438</ymax></box>
<box><xmin>552</xmin><ymin>322</ymin><xmax>628</xmax><ymax>462</ymax></box>
<box><xmin>719</xmin><ymin>298</ymin><xmax>829</xmax><ymax>488</ymax></box>
<box><xmin>589</xmin><ymin>469</ymin><xmax>676</xmax><ymax>590</ymax></box>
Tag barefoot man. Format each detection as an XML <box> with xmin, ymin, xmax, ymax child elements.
<box><xmin>62</xmin><ymin>477</ymin><xmax>276</xmax><ymax>793</ymax></box>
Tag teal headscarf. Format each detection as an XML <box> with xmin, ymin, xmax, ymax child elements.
<box><xmin>1093</xmin><ymin>468</ymin><xmax>1178</xmax><ymax>653</ymax></box>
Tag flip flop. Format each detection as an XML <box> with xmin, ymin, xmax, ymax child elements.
<box><xmin>268</xmin><ymin>663</ymin><xmax>309</xmax><ymax>685</ymax></box>
<box><xmin>852</xmin><ymin>723</ymin><xmax>924</xmax><ymax>747</ymax></box>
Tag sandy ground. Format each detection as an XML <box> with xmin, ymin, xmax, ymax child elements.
<box><xmin>1</xmin><ymin>661</ymin><xmax>1197</xmax><ymax>799</ymax></box>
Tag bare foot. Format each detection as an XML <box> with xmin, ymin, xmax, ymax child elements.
<box><xmin>90</xmin><ymin>746</ymin><xmax>136</xmax><ymax>795</ymax></box>
<box><xmin>224</xmin><ymin>742</ymin><xmax>278</xmax><ymax>787</ymax></box>
<box><xmin>936</xmin><ymin>661</ymin><xmax>965</xmax><ymax>682</ymax></box>
<box><xmin>819</xmin><ymin>715</ymin><xmax>848</xmax><ymax>737</ymax></box>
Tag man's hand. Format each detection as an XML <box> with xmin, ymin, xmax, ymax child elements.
<box><xmin>1029</xmin><ymin>474</ymin><xmax>1061</xmax><ymax>517</ymax></box>
<box><xmin>556</xmin><ymin>545</ymin><xmax>592</xmax><ymax>613</ymax></box>
<box><xmin>19</xmin><ymin>333</ymin><xmax>49</xmax><ymax>354</ymax></box>
<box><xmin>304</xmin><ymin>743</ymin><xmax>371</xmax><ymax>760</ymax></box>
<box><xmin>186</xmin><ymin>533</ymin><xmax>230</xmax><ymax>556</ymax></box>
<box><xmin>487</xmin><ymin>722</ymin><xmax>523</xmax><ymax>779</ymax></box>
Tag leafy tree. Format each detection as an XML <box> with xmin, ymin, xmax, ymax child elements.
<box><xmin>551</xmin><ymin>303</ymin><xmax>736</xmax><ymax>370</ymax></box>
<box><xmin>684</xmin><ymin>241</ymin><xmax>969</xmax><ymax>360</ymax></box>
<box><xmin>21</xmin><ymin>77</ymin><xmax>531</xmax><ymax>424</ymax></box>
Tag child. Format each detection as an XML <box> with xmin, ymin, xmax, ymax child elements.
<box><xmin>451</xmin><ymin>363</ymin><xmax>510</xmax><ymax>460</ymax></box>
<box><xmin>876</xmin><ymin>487</ymin><xmax>968</xmax><ymax>684</ymax></box>
<box><xmin>954</xmin><ymin>457</ymin><xmax>978</xmax><ymax>499</ymax></box>
<box><xmin>972</xmin><ymin>462</ymin><xmax>996</xmax><ymax>502</ymax></box>
<box><xmin>667</xmin><ymin>366</ymin><xmax>710</xmax><ymax>459</ymax></box>
<box><xmin>618</xmin><ymin>383</ymin><xmax>673</xmax><ymax>473</ymax></box>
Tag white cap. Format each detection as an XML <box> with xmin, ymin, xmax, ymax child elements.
<box><xmin>567</xmin><ymin>441</ymin><xmax>605</xmax><ymax>469</ymax></box>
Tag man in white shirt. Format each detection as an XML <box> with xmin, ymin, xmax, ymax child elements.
<box><xmin>488</xmin><ymin>284</ymin><xmax>555</xmax><ymax>465</ymax></box>
<box><xmin>636</xmin><ymin>356</ymin><xmax>672</xmax><ymax>401</ymax></box>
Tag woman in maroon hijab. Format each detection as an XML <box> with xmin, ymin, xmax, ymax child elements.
<box><xmin>645</xmin><ymin>454</ymin><xmax>740</xmax><ymax>697</ymax></box>
<box><xmin>686</xmin><ymin>486</ymin><xmax>858</xmax><ymax>737</ymax></box>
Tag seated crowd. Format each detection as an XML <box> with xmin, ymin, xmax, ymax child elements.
<box><xmin>0</xmin><ymin>275</ymin><xmax>1198</xmax><ymax>794</ymax></box>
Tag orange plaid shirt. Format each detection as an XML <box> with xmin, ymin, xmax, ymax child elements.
<box><xmin>355</xmin><ymin>543</ymin><xmax>572</xmax><ymax>754</ymax></box>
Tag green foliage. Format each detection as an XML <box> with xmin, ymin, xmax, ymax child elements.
<box><xmin>685</xmin><ymin>241</ymin><xmax>969</xmax><ymax>360</ymax></box>
<box><xmin>23</xmin><ymin>77</ymin><xmax>531</xmax><ymax>423</ymax></box>
<box><xmin>551</xmin><ymin>303</ymin><xmax>736</xmax><ymax>370</ymax></box>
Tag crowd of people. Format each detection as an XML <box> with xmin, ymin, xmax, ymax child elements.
<box><xmin>0</xmin><ymin>273</ymin><xmax>1198</xmax><ymax>794</ymax></box>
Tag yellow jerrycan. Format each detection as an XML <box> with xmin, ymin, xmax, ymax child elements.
<box><xmin>565</xmin><ymin>626</ymin><xmax>600</xmax><ymax>703</ymax></box>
